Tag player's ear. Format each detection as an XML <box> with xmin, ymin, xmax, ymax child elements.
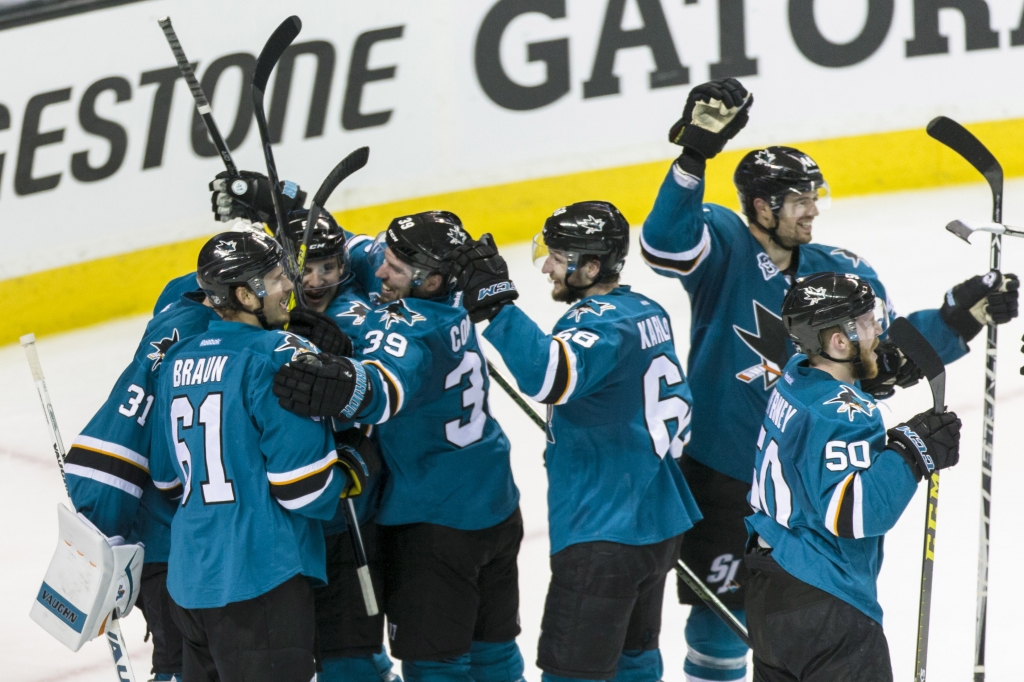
<box><xmin>752</xmin><ymin>197</ymin><xmax>773</xmax><ymax>225</ymax></box>
<box><xmin>233</xmin><ymin>284</ymin><xmax>258</xmax><ymax>311</ymax></box>
<box><xmin>422</xmin><ymin>272</ymin><xmax>444</xmax><ymax>295</ymax></box>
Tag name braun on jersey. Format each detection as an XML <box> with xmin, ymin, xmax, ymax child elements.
<box><xmin>171</xmin><ymin>356</ymin><xmax>229</xmax><ymax>388</ymax></box>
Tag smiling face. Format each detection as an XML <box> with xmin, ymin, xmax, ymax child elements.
<box><xmin>301</xmin><ymin>256</ymin><xmax>344</xmax><ymax>312</ymax></box>
<box><xmin>255</xmin><ymin>265</ymin><xmax>295</xmax><ymax>327</ymax></box>
<box><xmin>821</xmin><ymin>308</ymin><xmax>884</xmax><ymax>379</ymax></box>
<box><xmin>754</xmin><ymin>190</ymin><xmax>820</xmax><ymax>248</ymax></box>
<box><xmin>375</xmin><ymin>247</ymin><xmax>417</xmax><ymax>302</ymax></box>
<box><xmin>541</xmin><ymin>249</ymin><xmax>601</xmax><ymax>303</ymax></box>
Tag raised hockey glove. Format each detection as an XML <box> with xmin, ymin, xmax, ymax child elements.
<box><xmin>668</xmin><ymin>78</ymin><xmax>752</xmax><ymax>160</ymax></box>
<box><xmin>210</xmin><ymin>170</ymin><xmax>306</xmax><ymax>226</ymax></box>
<box><xmin>886</xmin><ymin>410</ymin><xmax>961</xmax><ymax>482</ymax></box>
<box><xmin>443</xmin><ymin>234</ymin><xmax>519</xmax><ymax>323</ymax></box>
<box><xmin>940</xmin><ymin>271</ymin><xmax>1020</xmax><ymax>342</ymax></box>
<box><xmin>273</xmin><ymin>353</ymin><xmax>373</xmax><ymax>420</ymax></box>
<box><xmin>333</xmin><ymin>428</ymin><xmax>381</xmax><ymax>498</ymax></box>
<box><xmin>286</xmin><ymin>309</ymin><xmax>353</xmax><ymax>357</ymax></box>
<box><xmin>859</xmin><ymin>338</ymin><xmax>924</xmax><ymax>399</ymax></box>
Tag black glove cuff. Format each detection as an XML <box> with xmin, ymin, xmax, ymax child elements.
<box><xmin>679</xmin><ymin>126</ymin><xmax>727</xmax><ymax>160</ymax></box>
<box><xmin>886</xmin><ymin>429</ymin><xmax>927</xmax><ymax>482</ymax></box>
<box><xmin>675</xmin><ymin>149</ymin><xmax>707</xmax><ymax>178</ymax></box>
<box><xmin>939</xmin><ymin>302</ymin><xmax>983</xmax><ymax>343</ymax></box>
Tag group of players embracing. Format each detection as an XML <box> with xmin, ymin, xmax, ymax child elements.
<box><xmin>62</xmin><ymin>77</ymin><xmax>1019</xmax><ymax>682</ymax></box>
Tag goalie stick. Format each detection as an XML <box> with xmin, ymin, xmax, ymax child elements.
<box><xmin>21</xmin><ymin>333</ymin><xmax>140</xmax><ymax>682</ymax></box>
<box><xmin>252</xmin><ymin>16</ymin><xmax>306</xmax><ymax>309</ymax></box>
<box><xmin>888</xmin><ymin>318</ymin><xmax>945</xmax><ymax>682</ymax></box>
<box><xmin>484</xmin><ymin>361</ymin><xmax>751</xmax><ymax>647</ymax></box>
<box><xmin>926</xmin><ymin>116</ymin><xmax>1003</xmax><ymax>682</ymax></box>
<box><xmin>157</xmin><ymin>16</ymin><xmax>237</xmax><ymax>176</ymax></box>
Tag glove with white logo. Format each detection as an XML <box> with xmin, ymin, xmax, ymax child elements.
<box><xmin>443</xmin><ymin>234</ymin><xmax>519</xmax><ymax>323</ymax></box>
<box><xmin>860</xmin><ymin>338</ymin><xmax>924</xmax><ymax>399</ymax></box>
<box><xmin>887</xmin><ymin>410</ymin><xmax>961</xmax><ymax>482</ymax></box>
<box><xmin>940</xmin><ymin>271</ymin><xmax>1019</xmax><ymax>342</ymax></box>
<box><xmin>210</xmin><ymin>170</ymin><xmax>306</xmax><ymax>226</ymax></box>
<box><xmin>668</xmin><ymin>78</ymin><xmax>753</xmax><ymax>176</ymax></box>
<box><xmin>273</xmin><ymin>353</ymin><xmax>373</xmax><ymax>420</ymax></box>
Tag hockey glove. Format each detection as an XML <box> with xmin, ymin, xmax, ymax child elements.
<box><xmin>273</xmin><ymin>353</ymin><xmax>373</xmax><ymax>420</ymax></box>
<box><xmin>210</xmin><ymin>170</ymin><xmax>306</xmax><ymax>226</ymax></box>
<box><xmin>443</xmin><ymin>234</ymin><xmax>519</xmax><ymax>323</ymax></box>
<box><xmin>886</xmin><ymin>410</ymin><xmax>961</xmax><ymax>482</ymax></box>
<box><xmin>668</xmin><ymin>78</ymin><xmax>753</xmax><ymax>160</ymax></box>
<box><xmin>333</xmin><ymin>428</ymin><xmax>381</xmax><ymax>498</ymax></box>
<box><xmin>286</xmin><ymin>309</ymin><xmax>353</xmax><ymax>357</ymax></box>
<box><xmin>859</xmin><ymin>339</ymin><xmax>924</xmax><ymax>399</ymax></box>
<box><xmin>940</xmin><ymin>271</ymin><xmax>1020</xmax><ymax>342</ymax></box>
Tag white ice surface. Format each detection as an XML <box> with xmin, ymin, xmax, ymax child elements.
<box><xmin>3</xmin><ymin>180</ymin><xmax>1024</xmax><ymax>681</ymax></box>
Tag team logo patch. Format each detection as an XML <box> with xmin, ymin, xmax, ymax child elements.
<box><xmin>579</xmin><ymin>215</ymin><xmax>605</xmax><ymax>234</ymax></box>
<box><xmin>337</xmin><ymin>300</ymin><xmax>371</xmax><ymax>326</ymax></box>
<box><xmin>566</xmin><ymin>300</ymin><xmax>615</xmax><ymax>323</ymax></box>
<box><xmin>756</xmin><ymin>252</ymin><xmax>779</xmax><ymax>281</ymax></box>
<box><xmin>147</xmin><ymin>328</ymin><xmax>180</xmax><ymax>370</ymax></box>
<box><xmin>754</xmin><ymin>149</ymin><xmax>776</xmax><ymax>166</ymax></box>
<box><xmin>275</xmin><ymin>332</ymin><xmax>316</xmax><ymax>361</ymax></box>
<box><xmin>802</xmin><ymin>286</ymin><xmax>829</xmax><ymax>305</ymax></box>
<box><xmin>379</xmin><ymin>300</ymin><xmax>427</xmax><ymax>329</ymax></box>
<box><xmin>213</xmin><ymin>239</ymin><xmax>237</xmax><ymax>257</ymax></box>
<box><xmin>734</xmin><ymin>301</ymin><xmax>789</xmax><ymax>389</ymax></box>
<box><xmin>824</xmin><ymin>385</ymin><xmax>876</xmax><ymax>421</ymax></box>
<box><xmin>830</xmin><ymin>248</ymin><xmax>869</xmax><ymax>269</ymax></box>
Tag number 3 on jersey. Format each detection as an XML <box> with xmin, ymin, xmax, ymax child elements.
<box><xmin>170</xmin><ymin>393</ymin><xmax>236</xmax><ymax>505</ymax></box>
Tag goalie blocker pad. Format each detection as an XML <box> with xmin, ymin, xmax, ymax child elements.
<box><xmin>30</xmin><ymin>504</ymin><xmax>144</xmax><ymax>652</ymax></box>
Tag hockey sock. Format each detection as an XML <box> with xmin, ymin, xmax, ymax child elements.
<box><xmin>320</xmin><ymin>650</ymin><xmax>399</xmax><ymax>682</ymax></box>
<box><xmin>611</xmin><ymin>649</ymin><xmax>664</xmax><ymax>682</ymax></box>
<box><xmin>683</xmin><ymin>603</ymin><xmax>748</xmax><ymax>682</ymax></box>
<box><xmin>402</xmin><ymin>655</ymin><xmax>473</xmax><ymax>682</ymax></box>
<box><xmin>469</xmin><ymin>640</ymin><xmax>526</xmax><ymax>682</ymax></box>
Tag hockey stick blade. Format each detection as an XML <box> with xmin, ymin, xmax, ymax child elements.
<box><xmin>926</xmin><ymin>117</ymin><xmax>1003</xmax><ymax>214</ymax></box>
<box><xmin>946</xmin><ymin>220</ymin><xmax>1024</xmax><ymax>243</ymax></box>
<box><xmin>301</xmin><ymin>147</ymin><xmax>371</xmax><ymax>274</ymax></box>
<box><xmin>252</xmin><ymin>16</ymin><xmax>301</xmax><ymax>98</ymax></box>
<box><xmin>888</xmin><ymin>317</ymin><xmax>944</xmax><ymax>414</ymax></box>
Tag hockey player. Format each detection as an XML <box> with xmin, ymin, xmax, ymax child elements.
<box><xmin>271</xmin><ymin>211</ymin><xmax>526</xmax><ymax>682</ymax></box>
<box><xmin>443</xmin><ymin>201</ymin><xmax>702</xmax><ymax>682</ymax></box>
<box><xmin>65</xmin><ymin>276</ymin><xmax>221</xmax><ymax>682</ymax></box>
<box><xmin>640</xmin><ymin>78</ymin><xmax>1018</xmax><ymax>682</ymax></box>
<box><xmin>148</xmin><ymin>231</ymin><xmax>368</xmax><ymax>682</ymax></box>
<box><xmin>745</xmin><ymin>273</ymin><xmax>961</xmax><ymax>680</ymax></box>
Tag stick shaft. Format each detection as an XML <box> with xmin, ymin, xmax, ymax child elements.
<box><xmin>914</xmin><ymin>473</ymin><xmax>940</xmax><ymax>681</ymax></box>
<box><xmin>21</xmin><ymin>334</ymin><xmax>69</xmax><ymax>496</ymax></box>
<box><xmin>157</xmin><ymin>17</ymin><xmax>237</xmax><ymax>175</ymax></box>
<box><xmin>105</xmin><ymin>613</ymin><xmax>139</xmax><ymax>682</ymax></box>
<box><xmin>486</xmin><ymin>363</ymin><xmax>545</xmax><ymax>430</ymax></box>
<box><xmin>343</xmin><ymin>498</ymin><xmax>379</xmax><ymax>616</ymax></box>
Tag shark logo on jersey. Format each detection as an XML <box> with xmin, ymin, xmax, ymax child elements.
<box><xmin>734</xmin><ymin>301</ymin><xmax>790</xmax><ymax>389</ymax></box>
<box><xmin>566</xmin><ymin>300</ymin><xmax>615</xmax><ymax>323</ymax></box>
<box><xmin>275</xmin><ymin>332</ymin><xmax>316</xmax><ymax>361</ymax></box>
<box><xmin>802</xmin><ymin>286</ymin><xmax>829</xmax><ymax>305</ymax></box>
<box><xmin>147</xmin><ymin>328</ymin><xmax>180</xmax><ymax>370</ymax></box>
<box><xmin>579</xmin><ymin>215</ymin><xmax>605</xmax><ymax>234</ymax></box>
<box><xmin>447</xmin><ymin>226</ymin><xmax>467</xmax><ymax>245</ymax></box>
<box><xmin>830</xmin><ymin>248</ymin><xmax>869</xmax><ymax>268</ymax></box>
<box><xmin>824</xmin><ymin>386</ymin><xmax>876</xmax><ymax>421</ymax></box>
<box><xmin>337</xmin><ymin>300</ymin><xmax>371</xmax><ymax>326</ymax></box>
<box><xmin>379</xmin><ymin>300</ymin><xmax>427</xmax><ymax>329</ymax></box>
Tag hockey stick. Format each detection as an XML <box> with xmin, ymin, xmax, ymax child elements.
<box><xmin>252</xmin><ymin>16</ymin><xmax>306</xmax><ymax>309</ymax></box>
<box><xmin>157</xmin><ymin>16</ymin><xmax>238</xmax><ymax>176</ymax></box>
<box><xmin>926</xmin><ymin>116</ymin><xmax>1003</xmax><ymax>682</ymax></box>
<box><xmin>342</xmin><ymin>497</ymin><xmax>379</xmax><ymax>616</ymax></box>
<box><xmin>300</xmin><ymin>147</ymin><xmax>370</xmax><ymax>277</ymax></box>
<box><xmin>946</xmin><ymin>220</ymin><xmax>1024</xmax><ymax>244</ymax></box>
<box><xmin>21</xmin><ymin>333</ymin><xmax>140</xmax><ymax>682</ymax></box>
<box><xmin>484</xmin><ymin>360</ymin><xmax>751</xmax><ymax>645</ymax></box>
<box><xmin>888</xmin><ymin>318</ymin><xmax>945</xmax><ymax>682</ymax></box>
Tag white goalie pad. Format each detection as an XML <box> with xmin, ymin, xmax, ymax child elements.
<box><xmin>30</xmin><ymin>504</ymin><xmax>144</xmax><ymax>652</ymax></box>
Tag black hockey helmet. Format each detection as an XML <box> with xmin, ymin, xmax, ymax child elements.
<box><xmin>281</xmin><ymin>210</ymin><xmax>352</xmax><ymax>282</ymax></box>
<box><xmin>734</xmin><ymin>146</ymin><xmax>830</xmax><ymax>227</ymax></box>
<box><xmin>533</xmin><ymin>201</ymin><xmax>630</xmax><ymax>282</ymax></box>
<box><xmin>385</xmin><ymin>210</ymin><xmax>469</xmax><ymax>287</ymax></box>
<box><xmin>782</xmin><ymin>272</ymin><xmax>887</xmax><ymax>374</ymax></box>
<box><xmin>197</xmin><ymin>231</ymin><xmax>285</xmax><ymax>313</ymax></box>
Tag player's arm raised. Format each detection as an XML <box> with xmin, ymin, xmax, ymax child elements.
<box><xmin>641</xmin><ymin>79</ymin><xmax>751</xmax><ymax>280</ymax></box>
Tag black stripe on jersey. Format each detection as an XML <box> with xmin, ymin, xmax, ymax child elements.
<box><xmin>836</xmin><ymin>475</ymin><xmax>857</xmax><ymax>539</ymax></box>
<box><xmin>538</xmin><ymin>340</ymin><xmax>571</xmax><ymax>405</ymax></box>
<box><xmin>379</xmin><ymin>371</ymin><xmax>400</xmax><ymax>419</ymax></box>
<box><xmin>65</xmin><ymin>446</ymin><xmax>150</xmax><ymax>490</ymax></box>
<box><xmin>270</xmin><ymin>464</ymin><xmax>335</xmax><ymax>502</ymax></box>
<box><xmin>640</xmin><ymin>241</ymin><xmax>708</xmax><ymax>275</ymax></box>
<box><xmin>156</xmin><ymin>481</ymin><xmax>183</xmax><ymax>503</ymax></box>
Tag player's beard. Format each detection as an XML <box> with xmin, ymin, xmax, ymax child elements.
<box><xmin>551</xmin><ymin>271</ymin><xmax>588</xmax><ymax>303</ymax></box>
<box><xmin>857</xmin><ymin>338</ymin><xmax>880</xmax><ymax>380</ymax></box>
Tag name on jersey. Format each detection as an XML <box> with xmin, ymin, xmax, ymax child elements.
<box><xmin>766</xmin><ymin>388</ymin><xmax>798</xmax><ymax>433</ymax></box>
<box><xmin>172</xmin><ymin>356</ymin><xmax>229</xmax><ymax>387</ymax></box>
<box><xmin>638</xmin><ymin>315</ymin><xmax>672</xmax><ymax>350</ymax></box>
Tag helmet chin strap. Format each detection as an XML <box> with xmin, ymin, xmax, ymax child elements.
<box><xmin>819</xmin><ymin>342</ymin><xmax>869</xmax><ymax>380</ymax></box>
<box><xmin>752</xmin><ymin>217</ymin><xmax>797</xmax><ymax>252</ymax></box>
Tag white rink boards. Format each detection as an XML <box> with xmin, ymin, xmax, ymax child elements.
<box><xmin>3</xmin><ymin>179</ymin><xmax>1024</xmax><ymax>681</ymax></box>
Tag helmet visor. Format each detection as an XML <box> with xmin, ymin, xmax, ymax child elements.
<box><xmin>532</xmin><ymin>233</ymin><xmax>549</xmax><ymax>270</ymax></box>
<box><xmin>780</xmin><ymin>181</ymin><xmax>831</xmax><ymax>219</ymax></box>
<box><xmin>851</xmin><ymin>298</ymin><xmax>888</xmax><ymax>343</ymax></box>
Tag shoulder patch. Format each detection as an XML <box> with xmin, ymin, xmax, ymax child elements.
<box><xmin>336</xmin><ymin>300</ymin><xmax>372</xmax><ymax>326</ymax></box>
<box><xmin>566</xmin><ymin>300</ymin><xmax>615</xmax><ymax>323</ymax></box>
<box><xmin>830</xmin><ymin>247</ymin><xmax>870</xmax><ymax>269</ymax></box>
<box><xmin>756</xmin><ymin>252</ymin><xmax>780</xmax><ymax>280</ymax></box>
<box><xmin>275</xmin><ymin>332</ymin><xmax>315</xmax><ymax>361</ymax></box>
<box><xmin>823</xmin><ymin>385</ymin><xmax>876</xmax><ymax>421</ymax></box>
<box><xmin>147</xmin><ymin>328</ymin><xmax>180</xmax><ymax>370</ymax></box>
<box><xmin>377</xmin><ymin>300</ymin><xmax>427</xmax><ymax>329</ymax></box>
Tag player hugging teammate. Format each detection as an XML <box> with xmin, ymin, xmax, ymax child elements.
<box><xmin>50</xmin><ymin>74</ymin><xmax>1021</xmax><ymax>682</ymax></box>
